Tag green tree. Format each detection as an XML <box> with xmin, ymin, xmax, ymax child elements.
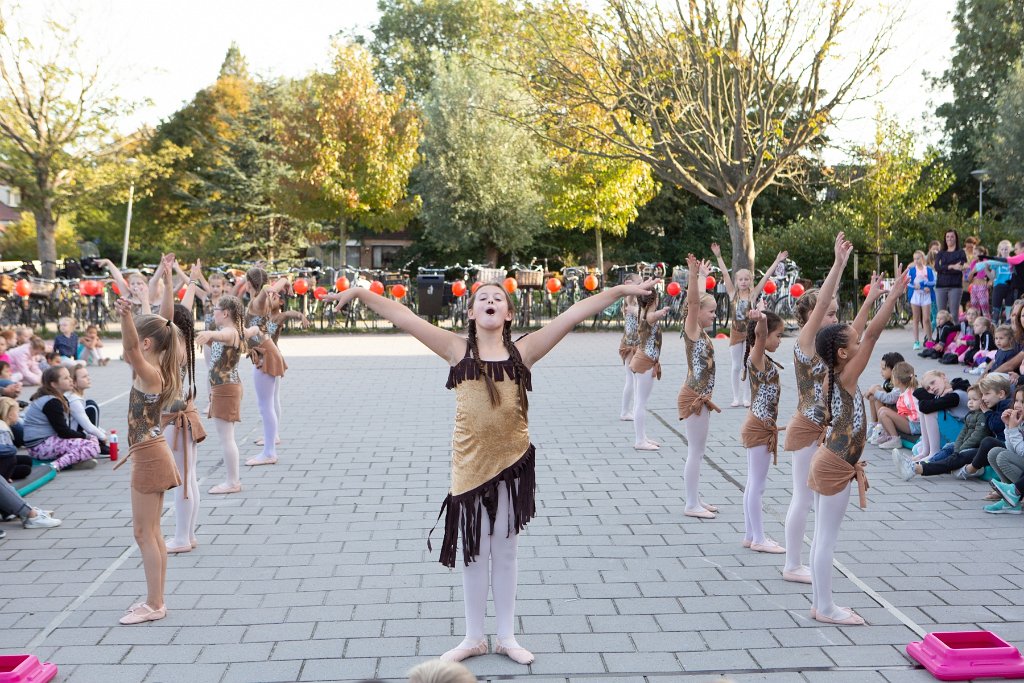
<box><xmin>511</xmin><ymin>0</ymin><xmax>897</xmax><ymax>273</ymax></box>
<box><xmin>979</xmin><ymin>59</ymin><xmax>1024</xmax><ymax>224</ymax></box>
<box><xmin>368</xmin><ymin>0</ymin><xmax>513</xmax><ymax>99</ymax></box>
<box><xmin>416</xmin><ymin>55</ymin><xmax>547</xmax><ymax>264</ymax></box>
<box><xmin>0</xmin><ymin>9</ymin><xmax>139</xmax><ymax>276</ymax></box>
<box><xmin>934</xmin><ymin>0</ymin><xmax>1024</xmax><ymax>205</ymax></box>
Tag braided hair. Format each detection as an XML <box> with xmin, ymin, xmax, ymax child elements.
<box><xmin>814</xmin><ymin>323</ymin><xmax>851</xmax><ymax>428</ymax></box>
<box><xmin>636</xmin><ymin>290</ymin><xmax>660</xmax><ymax>341</ymax></box>
<box><xmin>217</xmin><ymin>295</ymin><xmax>246</xmax><ymax>351</ymax></box>
<box><xmin>172</xmin><ymin>303</ymin><xmax>197</xmax><ymax>402</ymax></box>
<box><xmin>741</xmin><ymin>310</ymin><xmax>784</xmax><ymax>381</ymax></box>
<box><xmin>466</xmin><ymin>283</ymin><xmax>528</xmax><ymax>415</ymax></box>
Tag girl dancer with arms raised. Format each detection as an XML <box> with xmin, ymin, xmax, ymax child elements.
<box><xmin>807</xmin><ymin>265</ymin><xmax>909</xmax><ymax>625</ymax></box>
<box><xmin>677</xmin><ymin>254</ymin><xmax>721</xmax><ymax>519</ymax></box>
<box><xmin>327</xmin><ymin>277</ymin><xmax>658</xmax><ymax>666</ymax></box>
<box><xmin>112</xmin><ymin>298</ymin><xmax>182</xmax><ymax>624</ymax></box>
<box><xmin>628</xmin><ymin>287</ymin><xmax>670</xmax><ymax>450</ymax></box>
<box><xmin>241</xmin><ymin>268</ymin><xmax>289</xmax><ymax>464</ymax></box>
<box><xmin>740</xmin><ymin>306</ymin><xmax>785</xmax><ymax>553</ymax></box>
<box><xmin>711</xmin><ymin>243</ymin><xmax>788</xmax><ymax>407</ymax></box>
<box><xmin>781</xmin><ymin>233</ymin><xmax>854</xmax><ymax>582</ymax></box>
<box><xmin>255</xmin><ymin>290</ymin><xmax>310</xmax><ymax>446</ymax></box>
<box><xmin>196</xmin><ymin>296</ymin><xmax>244</xmax><ymax>494</ymax></box>
<box><xmin>618</xmin><ymin>273</ymin><xmax>642</xmax><ymax>421</ymax></box>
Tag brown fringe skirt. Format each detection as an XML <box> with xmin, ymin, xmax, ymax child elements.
<box><xmin>429</xmin><ymin>445</ymin><xmax>536</xmax><ymax>568</ymax></box>
<box><xmin>629</xmin><ymin>351</ymin><xmax>662</xmax><ymax>379</ymax></box>
<box><xmin>618</xmin><ymin>341</ymin><xmax>637</xmax><ymax>365</ymax></box>
<box><xmin>249</xmin><ymin>338</ymin><xmax>288</xmax><ymax>378</ymax></box>
<box><xmin>209</xmin><ymin>383</ymin><xmax>242</xmax><ymax>422</ymax></box>
<box><xmin>162</xmin><ymin>400</ymin><xmax>208</xmax><ymax>497</ymax></box>
<box><xmin>677</xmin><ymin>385</ymin><xmax>721</xmax><ymax>420</ymax></box>
<box><xmin>740</xmin><ymin>414</ymin><xmax>782</xmax><ymax>464</ymax></box>
<box><xmin>113</xmin><ymin>436</ymin><xmax>181</xmax><ymax>494</ymax></box>
<box><xmin>784</xmin><ymin>412</ymin><xmax>826</xmax><ymax>452</ymax></box>
<box><xmin>807</xmin><ymin>445</ymin><xmax>869</xmax><ymax>509</ymax></box>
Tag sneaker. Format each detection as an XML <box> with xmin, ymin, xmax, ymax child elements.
<box><xmin>73</xmin><ymin>458</ymin><xmax>98</xmax><ymax>470</ymax></box>
<box><xmin>0</xmin><ymin>528</ymin><xmax>6</xmax><ymax>539</ymax></box>
<box><xmin>913</xmin><ymin>341</ymin><xmax>922</xmax><ymax>350</ymax></box>
<box><xmin>911</xmin><ymin>440</ymin><xmax>926</xmax><ymax>458</ymax></box>
<box><xmin>897</xmin><ymin>451</ymin><xmax>916</xmax><ymax>482</ymax></box>
<box><xmin>984</xmin><ymin>499</ymin><xmax>1022</xmax><ymax>514</ymax></box>
<box><xmin>868</xmin><ymin>424</ymin><xmax>884</xmax><ymax>445</ymax></box>
<box><xmin>877</xmin><ymin>435</ymin><xmax>903</xmax><ymax>450</ymax></box>
<box><xmin>968</xmin><ymin>365</ymin><xmax>985</xmax><ymax>375</ymax></box>
<box><xmin>991</xmin><ymin>480</ymin><xmax>1022</xmax><ymax>507</ymax></box>
<box><xmin>23</xmin><ymin>509</ymin><xmax>62</xmax><ymax>529</ymax></box>
<box><xmin>955</xmin><ymin>466</ymin><xmax>970</xmax><ymax>480</ymax></box>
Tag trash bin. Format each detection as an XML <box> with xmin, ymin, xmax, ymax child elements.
<box><xmin>417</xmin><ymin>274</ymin><xmax>445</xmax><ymax>317</ymax></box>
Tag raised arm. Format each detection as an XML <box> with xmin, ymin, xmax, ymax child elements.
<box><xmin>96</xmin><ymin>258</ymin><xmax>132</xmax><ymax>302</ymax></box>
<box><xmin>326</xmin><ymin>288</ymin><xmax>465</xmax><ymax>364</ymax></box>
<box><xmin>841</xmin><ymin>264</ymin><xmax>909</xmax><ymax>385</ymax></box>
<box><xmin>115</xmin><ymin>299</ymin><xmax>162</xmax><ymax>392</ymax></box>
<box><xmin>159</xmin><ymin>255</ymin><xmax>175</xmax><ymax>320</ymax></box>
<box><xmin>195</xmin><ymin>327</ymin><xmax>239</xmax><ymax>347</ymax></box>
<box><xmin>748</xmin><ymin>307</ymin><xmax>768</xmax><ymax>372</ymax></box>
<box><xmin>798</xmin><ymin>233</ymin><xmax>852</xmax><ymax>354</ymax></box>
<box><xmin>710</xmin><ymin>243</ymin><xmax>735</xmax><ymax>298</ymax></box>
<box><xmin>851</xmin><ymin>272</ymin><xmax>883</xmax><ymax>338</ymax></box>
<box><xmin>684</xmin><ymin>254</ymin><xmax>710</xmax><ymax>340</ymax></box>
<box><xmin>248</xmin><ymin>277</ymin><xmax>290</xmax><ymax>317</ymax></box>
<box><xmin>752</xmin><ymin>251</ymin><xmax>788</xmax><ymax>301</ymax></box>
<box><xmin>517</xmin><ymin>279</ymin><xmax>660</xmax><ymax>368</ymax></box>
<box><xmin>179</xmin><ymin>262</ymin><xmax>203</xmax><ymax>311</ymax></box>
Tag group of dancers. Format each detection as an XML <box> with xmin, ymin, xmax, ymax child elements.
<box><xmin>109</xmin><ymin>234</ymin><xmax>903</xmax><ymax>665</ymax></box>
<box><xmin>105</xmin><ymin>255</ymin><xmax>301</xmax><ymax>624</ymax></box>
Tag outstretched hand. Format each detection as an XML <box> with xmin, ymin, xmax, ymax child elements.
<box><xmin>114</xmin><ymin>298</ymin><xmax>133</xmax><ymax>316</ymax></box>
<box><xmin>889</xmin><ymin>263</ymin><xmax>911</xmax><ymax>297</ymax></box>
<box><xmin>710</xmin><ymin>243</ymin><xmax>721</xmax><ymax>257</ymax></box>
<box><xmin>325</xmin><ymin>289</ymin><xmax>358</xmax><ymax>312</ymax></box>
<box><xmin>834</xmin><ymin>232</ymin><xmax>853</xmax><ymax>263</ymax></box>
<box><xmin>195</xmin><ymin>330</ymin><xmax>213</xmax><ymax>346</ymax></box>
<box><xmin>698</xmin><ymin>259</ymin><xmax>712</xmax><ymax>279</ymax></box>
<box><xmin>865</xmin><ymin>271</ymin><xmax>884</xmax><ymax>302</ymax></box>
<box><xmin>618</xmin><ymin>278</ymin><xmax>661</xmax><ymax>298</ymax></box>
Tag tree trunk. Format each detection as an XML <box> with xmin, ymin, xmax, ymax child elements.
<box><xmin>485</xmin><ymin>245</ymin><xmax>499</xmax><ymax>268</ymax></box>
<box><xmin>34</xmin><ymin>206</ymin><xmax>57</xmax><ymax>279</ymax></box>
<box><xmin>724</xmin><ymin>201</ymin><xmax>755</xmax><ymax>274</ymax></box>
<box><xmin>339</xmin><ymin>220</ymin><xmax>348</xmax><ymax>268</ymax></box>
<box><xmin>594</xmin><ymin>227</ymin><xmax>604</xmax><ymax>278</ymax></box>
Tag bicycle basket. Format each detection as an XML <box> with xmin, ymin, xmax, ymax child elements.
<box><xmin>476</xmin><ymin>267</ymin><xmax>506</xmax><ymax>283</ymax></box>
<box><xmin>672</xmin><ymin>266</ymin><xmax>688</xmax><ymax>283</ymax></box>
<box><xmin>30</xmin><ymin>279</ymin><xmax>55</xmax><ymax>298</ymax></box>
<box><xmin>515</xmin><ymin>269</ymin><xmax>543</xmax><ymax>287</ymax></box>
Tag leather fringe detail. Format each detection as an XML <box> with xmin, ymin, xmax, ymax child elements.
<box><xmin>429</xmin><ymin>445</ymin><xmax>536</xmax><ymax>568</ymax></box>
<box><xmin>446</xmin><ymin>356</ymin><xmax>533</xmax><ymax>392</ymax></box>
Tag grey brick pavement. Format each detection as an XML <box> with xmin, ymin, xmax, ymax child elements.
<box><xmin>1</xmin><ymin>329</ymin><xmax>1022</xmax><ymax>682</ymax></box>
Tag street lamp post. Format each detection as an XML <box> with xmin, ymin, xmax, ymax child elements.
<box><xmin>970</xmin><ymin>168</ymin><xmax>990</xmax><ymax>241</ymax></box>
<box><xmin>120</xmin><ymin>158</ymin><xmax>138</xmax><ymax>269</ymax></box>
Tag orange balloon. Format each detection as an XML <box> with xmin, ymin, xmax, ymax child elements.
<box><xmin>390</xmin><ymin>283</ymin><xmax>407</xmax><ymax>299</ymax></box>
<box><xmin>87</xmin><ymin>280</ymin><xmax>101</xmax><ymax>296</ymax></box>
<box><xmin>111</xmin><ymin>282</ymin><xmax>120</xmax><ymax>296</ymax></box>
<box><xmin>313</xmin><ymin>286</ymin><xmax>327</xmax><ymax>300</ymax></box>
<box><xmin>763</xmin><ymin>280</ymin><xmax>777</xmax><ymax>295</ymax></box>
<box><xmin>790</xmin><ymin>283</ymin><xmax>805</xmax><ymax>298</ymax></box>
<box><xmin>470</xmin><ymin>282</ymin><xmax>482</xmax><ymax>295</ymax></box>
<box><xmin>335</xmin><ymin>276</ymin><xmax>350</xmax><ymax>292</ymax></box>
<box><xmin>15</xmin><ymin>279</ymin><xmax>30</xmax><ymax>297</ymax></box>
<box><xmin>545</xmin><ymin>277</ymin><xmax>561</xmax><ymax>294</ymax></box>
<box><xmin>176</xmin><ymin>287</ymin><xmax>186</xmax><ymax>301</ymax></box>
<box><xmin>293</xmin><ymin>278</ymin><xmax>309</xmax><ymax>295</ymax></box>
<box><xmin>451</xmin><ymin>280</ymin><xmax>467</xmax><ymax>297</ymax></box>
<box><xmin>715</xmin><ymin>332</ymin><xmax>729</xmax><ymax>339</ymax></box>
<box><xmin>370</xmin><ymin>280</ymin><xmax>385</xmax><ymax>296</ymax></box>
<box><xmin>503</xmin><ymin>277</ymin><xmax>518</xmax><ymax>294</ymax></box>
<box><xmin>705</xmin><ymin>276</ymin><xmax>716</xmax><ymax>291</ymax></box>
<box><xmin>666</xmin><ymin>281</ymin><xmax>681</xmax><ymax>297</ymax></box>
<box><xmin>584</xmin><ymin>274</ymin><xmax>599</xmax><ymax>291</ymax></box>
<box><xmin>862</xmin><ymin>284</ymin><xmax>871</xmax><ymax>296</ymax></box>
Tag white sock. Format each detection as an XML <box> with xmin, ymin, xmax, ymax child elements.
<box><xmin>490</xmin><ymin>486</ymin><xmax>520</xmax><ymax>645</ymax></box>
<box><xmin>810</xmin><ymin>484</ymin><xmax>853</xmax><ymax>619</ymax></box>
<box><xmin>166</xmin><ymin>424</ymin><xmax>198</xmax><ymax>547</ymax></box>
<box><xmin>621</xmin><ymin>364</ymin><xmax>635</xmax><ymax>417</ymax></box>
<box><xmin>253</xmin><ymin>367</ymin><xmax>279</xmax><ymax>458</ymax></box>
<box><xmin>743</xmin><ymin>445</ymin><xmax>771</xmax><ymax>544</ymax></box>
<box><xmin>683</xmin><ymin>410</ymin><xmax>710</xmax><ymax>510</ymax></box>
<box><xmin>214</xmin><ymin>418</ymin><xmax>239</xmax><ymax>486</ymax></box>
<box><xmin>784</xmin><ymin>444</ymin><xmax>815</xmax><ymax>571</ymax></box>
<box><xmin>632</xmin><ymin>370</ymin><xmax>655</xmax><ymax>444</ymax></box>
<box><xmin>730</xmin><ymin>343</ymin><xmax>744</xmax><ymax>402</ymax></box>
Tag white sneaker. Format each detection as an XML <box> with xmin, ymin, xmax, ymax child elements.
<box><xmin>23</xmin><ymin>509</ymin><xmax>62</xmax><ymax>529</ymax></box>
<box><xmin>897</xmin><ymin>451</ymin><xmax>916</xmax><ymax>481</ymax></box>
<box><xmin>877</xmin><ymin>435</ymin><xmax>903</xmax><ymax>450</ymax></box>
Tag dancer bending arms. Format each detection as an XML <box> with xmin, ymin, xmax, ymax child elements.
<box><xmin>782</xmin><ymin>233</ymin><xmax>853</xmax><ymax>582</ymax></box>
<box><xmin>628</xmin><ymin>288</ymin><xmax>670</xmax><ymax>450</ymax></box>
<box><xmin>677</xmin><ymin>255</ymin><xmax>721</xmax><ymax>519</ymax></box>
<box><xmin>242</xmin><ymin>268</ymin><xmax>288</xmax><ymax>464</ymax></box>
<box><xmin>740</xmin><ymin>306</ymin><xmax>785</xmax><ymax>553</ymax></box>
<box><xmin>326</xmin><ymin>277</ymin><xmax>658</xmax><ymax>666</ymax></box>
<box><xmin>196</xmin><ymin>296</ymin><xmax>244</xmax><ymax>494</ymax></box>
<box><xmin>712</xmin><ymin>243</ymin><xmax>787</xmax><ymax>407</ymax></box>
<box><xmin>113</xmin><ymin>298</ymin><xmax>182</xmax><ymax>624</ymax></box>
<box><xmin>618</xmin><ymin>273</ymin><xmax>642</xmax><ymax>421</ymax></box>
<box><xmin>808</xmin><ymin>264</ymin><xmax>909</xmax><ymax>625</ymax></box>
<box><xmin>256</xmin><ymin>292</ymin><xmax>309</xmax><ymax>446</ymax></box>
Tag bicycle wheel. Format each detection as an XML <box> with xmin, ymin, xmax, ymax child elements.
<box><xmin>715</xmin><ymin>293</ymin><xmax>732</xmax><ymax>331</ymax></box>
<box><xmin>772</xmin><ymin>295</ymin><xmax>796</xmax><ymax>325</ymax></box>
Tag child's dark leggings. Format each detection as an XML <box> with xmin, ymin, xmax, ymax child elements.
<box><xmin>970</xmin><ymin>437</ymin><xmax>1005</xmax><ymax>471</ymax></box>
<box><xmin>920</xmin><ymin>448</ymin><xmax>977</xmax><ymax>476</ymax></box>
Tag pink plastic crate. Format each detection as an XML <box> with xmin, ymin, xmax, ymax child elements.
<box><xmin>0</xmin><ymin>655</ymin><xmax>58</xmax><ymax>683</ymax></box>
<box><xmin>906</xmin><ymin>631</ymin><xmax>1024</xmax><ymax>681</ymax></box>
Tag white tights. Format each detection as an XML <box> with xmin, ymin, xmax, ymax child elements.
<box><xmin>919</xmin><ymin>411</ymin><xmax>941</xmax><ymax>457</ymax></box>
<box><xmin>683</xmin><ymin>409</ymin><xmax>710</xmax><ymax>511</ymax></box>
<box><xmin>730</xmin><ymin>343</ymin><xmax>750</xmax><ymax>404</ymax></box>
<box><xmin>743</xmin><ymin>445</ymin><xmax>772</xmax><ymax>545</ymax></box>
<box><xmin>253</xmin><ymin>368</ymin><xmax>279</xmax><ymax>458</ymax></box>
<box><xmin>214</xmin><ymin>418</ymin><xmax>240</xmax><ymax>486</ymax></box>
<box><xmin>165</xmin><ymin>423</ymin><xmax>200</xmax><ymax>547</ymax></box>
<box><xmin>632</xmin><ymin>369</ymin><xmax>655</xmax><ymax>445</ymax></box>
<box><xmin>784</xmin><ymin>444</ymin><xmax>815</xmax><ymax>572</ymax></box>
<box><xmin>458</xmin><ymin>486</ymin><xmax>522</xmax><ymax>648</ymax></box>
<box><xmin>621</xmin><ymin>364</ymin><xmax>634</xmax><ymax>418</ymax></box>
<box><xmin>810</xmin><ymin>484</ymin><xmax>853</xmax><ymax>620</ymax></box>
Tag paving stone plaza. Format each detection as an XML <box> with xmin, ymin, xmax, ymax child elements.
<box><xmin>1</xmin><ymin>329</ymin><xmax>1021</xmax><ymax>683</ymax></box>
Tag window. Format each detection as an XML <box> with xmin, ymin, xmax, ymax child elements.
<box><xmin>372</xmin><ymin>245</ymin><xmax>402</xmax><ymax>269</ymax></box>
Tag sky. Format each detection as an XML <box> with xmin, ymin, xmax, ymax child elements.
<box><xmin>18</xmin><ymin>0</ymin><xmax>958</xmax><ymax>163</ymax></box>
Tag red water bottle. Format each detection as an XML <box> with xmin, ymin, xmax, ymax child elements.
<box><xmin>109</xmin><ymin>430</ymin><xmax>118</xmax><ymax>461</ymax></box>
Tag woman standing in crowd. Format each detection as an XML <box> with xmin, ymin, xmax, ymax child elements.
<box><xmin>934</xmin><ymin>230</ymin><xmax>967</xmax><ymax>315</ymax></box>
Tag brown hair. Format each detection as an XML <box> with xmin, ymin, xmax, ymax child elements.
<box><xmin>466</xmin><ymin>283</ymin><xmax>528</xmax><ymax>416</ymax></box>
<box><xmin>742</xmin><ymin>311</ymin><xmax>784</xmax><ymax>381</ymax></box>
<box><xmin>216</xmin><ymin>295</ymin><xmax>246</xmax><ymax>352</ymax></box>
<box><xmin>794</xmin><ymin>288</ymin><xmax>837</xmax><ymax>328</ymax></box>
<box><xmin>30</xmin><ymin>366</ymin><xmax>70</xmax><ymax>413</ymax></box>
<box><xmin>133</xmin><ymin>314</ymin><xmax>182</xmax><ymax>409</ymax></box>
<box><xmin>815</xmin><ymin>323</ymin><xmax>853</xmax><ymax>428</ymax></box>
<box><xmin>891</xmin><ymin>361</ymin><xmax>917</xmax><ymax>390</ymax></box>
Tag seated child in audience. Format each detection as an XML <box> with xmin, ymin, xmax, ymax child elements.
<box><xmin>913</xmin><ymin>369</ymin><xmax>971</xmax><ymax>459</ymax></box>
<box><xmin>939</xmin><ymin>307</ymin><xmax>979</xmax><ymax>364</ymax></box>
<box><xmin>0</xmin><ymin>397</ymin><xmax>31</xmax><ymax>481</ymax></box>
<box><xmin>906</xmin><ymin>385</ymin><xmax>989</xmax><ymax>469</ymax></box>
<box><xmin>979</xmin><ymin>325</ymin><xmax>1021</xmax><ymax>375</ymax></box>
<box><xmin>964</xmin><ymin>315</ymin><xmax>996</xmax><ymax>369</ymax></box>
<box><xmin>0</xmin><ymin>334</ymin><xmax>10</xmax><ymax>364</ymax></box>
<box><xmin>920</xmin><ymin>309</ymin><xmax>957</xmax><ymax>359</ymax></box>
<box><xmin>982</xmin><ymin>391</ymin><xmax>1024</xmax><ymax>512</ymax></box>
<box><xmin>0</xmin><ymin>361</ymin><xmax>23</xmax><ymax>399</ymax></box>
<box><xmin>77</xmin><ymin>325</ymin><xmax>108</xmax><ymax>366</ymax></box>
<box><xmin>874</xmin><ymin>361</ymin><xmax>919</xmax><ymax>450</ymax></box>
<box><xmin>52</xmin><ymin>317</ymin><xmax>83</xmax><ymax>370</ymax></box>
<box><xmin>866</xmin><ymin>352</ymin><xmax>905</xmax><ymax>441</ymax></box>
<box><xmin>14</xmin><ymin>326</ymin><xmax>32</xmax><ymax>346</ymax></box>
<box><xmin>7</xmin><ymin>336</ymin><xmax>45</xmax><ymax>385</ymax></box>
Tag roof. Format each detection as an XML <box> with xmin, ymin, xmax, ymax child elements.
<box><xmin>0</xmin><ymin>202</ymin><xmax>21</xmax><ymax>223</ymax></box>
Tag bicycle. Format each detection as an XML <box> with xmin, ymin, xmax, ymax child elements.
<box><xmin>510</xmin><ymin>259</ymin><xmax>544</xmax><ymax>328</ymax></box>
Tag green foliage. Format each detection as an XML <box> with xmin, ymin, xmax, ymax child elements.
<box><xmin>980</xmin><ymin>60</ymin><xmax>1024</xmax><ymax>225</ymax></box>
<box><xmin>934</xmin><ymin>0</ymin><xmax>1024</xmax><ymax>203</ymax></box>
<box><xmin>416</xmin><ymin>55</ymin><xmax>548</xmax><ymax>262</ymax></box>
<box><xmin>0</xmin><ymin>213</ymin><xmax>79</xmax><ymax>261</ymax></box>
